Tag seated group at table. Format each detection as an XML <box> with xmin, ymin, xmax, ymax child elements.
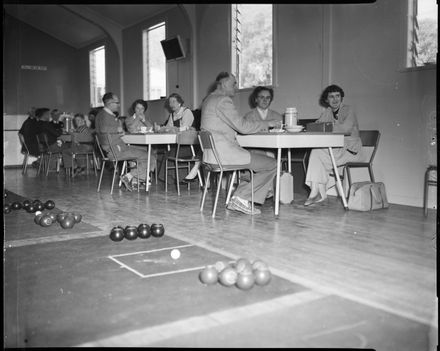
<box><xmin>20</xmin><ymin>71</ymin><xmax>364</xmax><ymax>215</ymax></box>
<box><xmin>198</xmin><ymin>72</ymin><xmax>365</xmax><ymax>214</ymax></box>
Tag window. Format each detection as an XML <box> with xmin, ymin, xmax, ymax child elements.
<box><xmin>143</xmin><ymin>22</ymin><xmax>166</xmax><ymax>100</ymax></box>
<box><xmin>89</xmin><ymin>46</ymin><xmax>106</xmax><ymax>107</ymax></box>
<box><xmin>231</xmin><ymin>4</ymin><xmax>273</xmax><ymax>89</ymax></box>
<box><xmin>407</xmin><ymin>0</ymin><xmax>437</xmax><ymax>67</ymax></box>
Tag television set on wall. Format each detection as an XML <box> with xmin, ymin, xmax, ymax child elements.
<box><xmin>160</xmin><ymin>35</ymin><xmax>186</xmax><ymax>61</ymax></box>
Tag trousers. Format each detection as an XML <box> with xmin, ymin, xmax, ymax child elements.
<box><xmin>305</xmin><ymin>147</ymin><xmax>366</xmax><ymax>187</ymax></box>
<box><xmin>233</xmin><ymin>150</ymin><xmax>277</xmax><ymax>204</ymax></box>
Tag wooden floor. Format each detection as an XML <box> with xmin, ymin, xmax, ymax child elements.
<box><xmin>3</xmin><ymin>167</ymin><xmax>438</xmax><ymax>348</ymax></box>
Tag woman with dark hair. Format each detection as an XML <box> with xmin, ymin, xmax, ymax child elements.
<box><xmin>244</xmin><ymin>86</ymin><xmax>283</xmax><ymax>130</ymax></box>
<box><xmin>164</xmin><ymin>93</ymin><xmax>194</xmax><ymax>130</ymax></box>
<box><xmin>304</xmin><ymin>84</ymin><xmax>365</xmax><ymax>206</ymax></box>
<box><xmin>125</xmin><ymin>99</ymin><xmax>152</xmax><ymax>133</ymax></box>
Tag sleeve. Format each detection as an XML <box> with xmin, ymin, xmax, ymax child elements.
<box><xmin>217</xmin><ymin>97</ymin><xmax>267</xmax><ymax>134</ymax></box>
<box><xmin>333</xmin><ymin>105</ymin><xmax>358</xmax><ymax>134</ymax></box>
<box><xmin>181</xmin><ymin>109</ymin><xmax>194</xmax><ymax>128</ymax></box>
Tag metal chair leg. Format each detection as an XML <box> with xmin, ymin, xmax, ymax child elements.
<box><xmin>212</xmin><ymin>171</ymin><xmax>223</xmax><ymax>218</ymax></box>
<box><xmin>97</xmin><ymin>160</ymin><xmax>106</xmax><ymax>192</ymax></box>
<box><xmin>200</xmin><ymin>171</ymin><xmax>211</xmax><ymax>212</ymax></box>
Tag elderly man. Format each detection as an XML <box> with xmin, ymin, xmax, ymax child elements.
<box><xmin>95</xmin><ymin>92</ymin><xmax>152</xmax><ymax>191</ymax></box>
<box><xmin>200</xmin><ymin>72</ymin><xmax>279</xmax><ymax>215</ymax></box>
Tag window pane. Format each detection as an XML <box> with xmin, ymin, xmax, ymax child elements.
<box><xmin>89</xmin><ymin>46</ymin><xmax>105</xmax><ymax>107</ymax></box>
<box><xmin>232</xmin><ymin>4</ymin><xmax>273</xmax><ymax>89</ymax></box>
<box><xmin>143</xmin><ymin>23</ymin><xmax>166</xmax><ymax>100</ymax></box>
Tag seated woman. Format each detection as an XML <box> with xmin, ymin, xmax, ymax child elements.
<box><xmin>243</xmin><ymin>86</ymin><xmax>283</xmax><ymax>158</ymax></box>
<box><xmin>125</xmin><ymin>99</ymin><xmax>153</xmax><ymax>133</ymax></box>
<box><xmin>244</xmin><ymin>86</ymin><xmax>283</xmax><ymax>130</ymax></box>
<box><xmin>163</xmin><ymin>93</ymin><xmax>194</xmax><ymax>131</ymax></box>
<box><xmin>304</xmin><ymin>84</ymin><xmax>366</xmax><ymax>206</ymax></box>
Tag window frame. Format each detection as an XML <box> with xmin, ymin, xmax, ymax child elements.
<box><xmin>400</xmin><ymin>0</ymin><xmax>437</xmax><ymax>72</ymax></box>
<box><xmin>142</xmin><ymin>21</ymin><xmax>167</xmax><ymax>102</ymax></box>
<box><xmin>230</xmin><ymin>4</ymin><xmax>278</xmax><ymax>90</ymax></box>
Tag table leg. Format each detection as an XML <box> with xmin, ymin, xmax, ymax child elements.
<box><xmin>275</xmin><ymin>148</ymin><xmax>282</xmax><ymax>217</ymax></box>
<box><xmin>328</xmin><ymin>147</ymin><xmax>348</xmax><ymax>209</ymax></box>
<box><xmin>146</xmin><ymin>144</ymin><xmax>151</xmax><ymax>192</ymax></box>
<box><xmin>287</xmin><ymin>148</ymin><xmax>292</xmax><ymax>173</ymax></box>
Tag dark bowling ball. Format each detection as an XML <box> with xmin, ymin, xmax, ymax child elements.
<box><xmin>34</xmin><ymin>213</ymin><xmax>44</xmax><ymax>225</ymax></box>
<box><xmin>22</xmin><ymin>200</ymin><xmax>31</xmax><ymax>209</ymax></box>
<box><xmin>137</xmin><ymin>224</ymin><xmax>151</xmax><ymax>239</ymax></box>
<box><xmin>44</xmin><ymin>200</ymin><xmax>55</xmax><ymax>210</ymax></box>
<box><xmin>4</xmin><ymin>204</ymin><xmax>12</xmax><ymax>214</ymax></box>
<box><xmin>11</xmin><ymin>202</ymin><xmax>22</xmax><ymax>210</ymax></box>
<box><xmin>150</xmin><ymin>223</ymin><xmax>165</xmax><ymax>237</ymax></box>
<box><xmin>110</xmin><ymin>226</ymin><xmax>124</xmax><ymax>242</ymax></box>
<box><xmin>34</xmin><ymin>202</ymin><xmax>45</xmax><ymax>211</ymax></box>
<box><xmin>25</xmin><ymin>204</ymin><xmax>36</xmax><ymax>213</ymax></box>
<box><xmin>72</xmin><ymin>213</ymin><xmax>82</xmax><ymax>223</ymax></box>
<box><xmin>59</xmin><ymin>215</ymin><xmax>75</xmax><ymax>229</ymax></box>
<box><xmin>124</xmin><ymin>226</ymin><xmax>138</xmax><ymax>240</ymax></box>
<box><xmin>39</xmin><ymin>214</ymin><xmax>54</xmax><ymax>227</ymax></box>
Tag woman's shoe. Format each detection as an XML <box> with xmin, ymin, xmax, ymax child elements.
<box><xmin>304</xmin><ymin>193</ymin><xmax>326</xmax><ymax>206</ymax></box>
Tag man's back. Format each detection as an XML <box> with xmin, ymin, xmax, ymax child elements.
<box><xmin>19</xmin><ymin>117</ymin><xmax>40</xmax><ymax>155</ymax></box>
<box><xmin>95</xmin><ymin>108</ymin><xmax>127</xmax><ymax>152</ymax></box>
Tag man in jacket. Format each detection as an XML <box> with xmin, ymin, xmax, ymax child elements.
<box><xmin>200</xmin><ymin>72</ymin><xmax>279</xmax><ymax>215</ymax></box>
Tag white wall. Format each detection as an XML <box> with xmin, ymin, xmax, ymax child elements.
<box><xmin>194</xmin><ymin>2</ymin><xmax>437</xmax><ymax>208</ymax></box>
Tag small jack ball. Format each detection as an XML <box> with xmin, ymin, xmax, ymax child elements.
<box><xmin>170</xmin><ymin>249</ymin><xmax>181</xmax><ymax>260</ymax></box>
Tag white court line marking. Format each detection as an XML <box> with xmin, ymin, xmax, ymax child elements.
<box><xmin>302</xmin><ymin>320</ymin><xmax>368</xmax><ymax>340</ymax></box>
<box><xmin>108</xmin><ymin>244</ymin><xmax>205</xmax><ymax>279</ymax></box>
<box><xmin>110</xmin><ymin>244</ymin><xmax>194</xmax><ymax>258</ymax></box>
<box><xmin>77</xmin><ymin>290</ymin><xmax>328</xmax><ymax>347</ymax></box>
<box><xmin>108</xmin><ymin>256</ymin><xmax>145</xmax><ymax>278</ymax></box>
<box><xmin>140</xmin><ymin>266</ymin><xmax>206</xmax><ymax>279</ymax></box>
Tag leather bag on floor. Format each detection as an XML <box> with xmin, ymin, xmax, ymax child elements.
<box><xmin>348</xmin><ymin>181</ymin><xmax>389</xmax><ymax>211</ymax></box>
<box><xmin>279</xmin><ymin>171</ymin><xmax>294</xmax><ymax>204</ymax></box>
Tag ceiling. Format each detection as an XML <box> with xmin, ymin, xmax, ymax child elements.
<box><xmin>3</xmin><ymin>4</ymin><xmax>177</xmax><ymax>48</ymax></box>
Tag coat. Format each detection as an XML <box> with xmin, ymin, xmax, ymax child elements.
<box><xmin>243</xmin><ymin>108</ymin><xmax>283</xmax><ymax>131</ymax></box>
<box><xmin>200</xmin><ymin>91</ymin><xmax>268</xmax><ymax>165</ymax></box>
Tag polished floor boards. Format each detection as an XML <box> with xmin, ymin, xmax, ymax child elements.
<box><xmin>3</xmin><ymin>168</ymin><xmax>437</xmax><ymax>347</ymax></box>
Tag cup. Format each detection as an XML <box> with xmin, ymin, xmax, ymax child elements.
<box><xmin>140</xmin><ymin>126</ymin><xmax>147</xmax><ymax>133</ymax></box>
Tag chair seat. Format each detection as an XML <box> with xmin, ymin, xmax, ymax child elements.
<box><xmin>167</xmin><ymin>156</ymin><xmax>201</xmax><ymax>163</ymax></box>
<box><xmin>203</xmin><ymin>162</ymin><xmax>252</xmax><ymax>172</ymax></box>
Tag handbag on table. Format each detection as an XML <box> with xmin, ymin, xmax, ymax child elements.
<box><xmin>347</xmin><ymin>181</ymin><xmax>389</xmax><ymax>211</ymax></box>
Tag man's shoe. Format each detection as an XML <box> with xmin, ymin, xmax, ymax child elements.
<box><xmin>182</xmin><ymin>177</ymin><xmax>197</xmax><ymax>183</ymax></box>
<box><xmin>73</xmin><ymin>167</ymin><xmax>85</xmax><ymax>176</ymax></box>
<box><xmin>121</xmin><ymin>175</ymin><xmax>133</xmax><ymax>192</ymax></box>
<box><xmin>227</xmin><ymin>196</ymin><xmax>261</xmax><ymax>215</ymax></box>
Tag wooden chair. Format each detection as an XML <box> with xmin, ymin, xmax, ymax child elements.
<box><xmin>424</xmin><ymin>165</ymin><xmax>437</xmax><ymax>216</ymax></box>
<box><xmin>96</xmin><ymin>134</ymin><xmax>140</xmax><ymax>194</ymax></box>
<box><xmin>69</xmin><ymin>132</ymin><xmax>98</xmax><ymax>178</ymax></box>
<box><xmin>36</xmin><ymin>133</ymin><xmax>63</xmax><ymax>176</ymax></box>
<box><xmin>198</xmin><ymin>130</ymin><xmax>254</xmax><ymax>218</ymax></box>
<box><xmin>165</xmin><ymin>130</ymin><xmax>203</xmax><ymax>195</ymax></box>
<box><xmin>18</xmin><ymin>133</ymin><xmax>31</xmax><ymax>175</ymax></box>
<box><xmin>330</xmin><ymin>130</ymin><xmax>381</xmax><ymax>192</ymax></box>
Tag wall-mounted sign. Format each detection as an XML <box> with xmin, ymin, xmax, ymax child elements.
<box><xmin>20</xmin><ymin>65</ymin><xmax>47</xmax><ymax>71</ymax></box>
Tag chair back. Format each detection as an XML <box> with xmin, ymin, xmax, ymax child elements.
<box><xmin>359</xmin><ymin>130</ymin><xmax>380</xmax><ymax>163</ymax></box>
<box><xmin>176</xmin><ymin>129</ymin><xmax>199</xmax><ymax>145</ymax></box>
<box><xmin>105</xmin><ymin>133</ymin><xmax>121</xmax><ymax>161</ymax></box>
<box><xmin>18</xmin><ymin>133</ymin><xmax>29</xmax><ymax>154</ymax></box>
<box><xmin>95</xmin><ymin>134</ymin><xmax>108</xmax><ymax>160</ymax></box>
<box><xmin>198</xmin><ymin>130</ymin><xmax>224</xmax><ymax>171</ymax></box>
<box><xmin>72</xmin><ymin>131</ymin><xmax>94</xmax><ymax>144</ymax></box>
<box><xmin>36</xmin><ymin>133</ymin><xmax>48</xmax><ymax>152</ymax></box>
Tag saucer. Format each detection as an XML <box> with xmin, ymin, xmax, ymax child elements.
<box><xmin>286</xmin><ymin>126</ymin><xmax>304</xmax><ymax>133</ymax></box>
